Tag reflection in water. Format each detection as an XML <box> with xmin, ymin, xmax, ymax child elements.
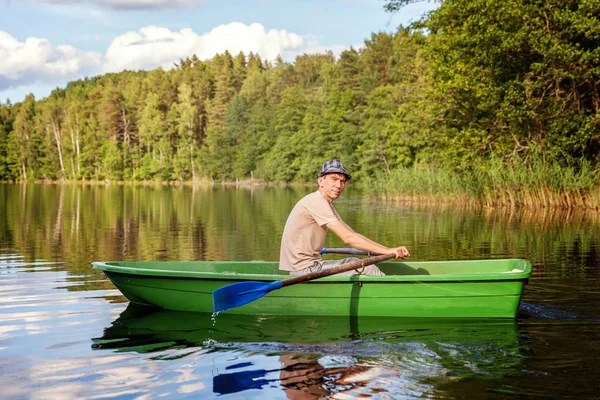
<box><xmin>213</xmin><ymin>363</ymin><xmax>278</xmax><ymax>395</ymax></box>
<box><xmin>2</xmin><ymin>183</ymin><xmax>600</xmax><ymax>278</ymax></box>
<box><xmin>518</xmin><ymin>302</ymin><xmax>579</xmax><ymax>320</ymax></box>
<box><xmin>93</xmin><ymin>304</ymin><xmax>524</xmax><ymax>398</ymax></box>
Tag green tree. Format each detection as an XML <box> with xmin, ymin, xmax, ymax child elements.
<box><xmin>138</xmin><ymin>92</ymin><xmax>168</xmax><ymax>179</ymax></box>
<box><xmin>79</xmin><ymin>113</ymin><xmax>104</xmax><ymax>180</ymax></box>
<box><xmin>185</xmin><ymin>58</ymin><xmax>213</xmax><ymax>141</ymax></box>
<box><xmin>102</xmin><ymin>137</ymin><xmax>123</xmax><ymax>181</ymax></box>
<box><xmin>336</xmin><ymin>48</ymin><xmax>362</xmax><ymax>94</ymax></box>
<box><xmin>356</xmin><ymin>28</ymin><xmax>430</xmax><ymax>177</ymax></box>
<box><xmin>290</xmin><ymin>99</ymin><xmax>329</xmax><ymax>181</ymax></box>
<box><xmin>294</xmin><ymin>53</ymin><xmax>335</xmax><ymax>92</ymax></box>
<box><xmin>0</xmin><ymin>102</ymin><xmax>16</xmax><ymax>180</ymax></box>
<box><xmin>233</xmin><ymin>51</ymin><xmax>248</xmax><ymax>92</ymax></box>
<box><xmin>391</xmin><ymin>0</ymin><xmax>600</xmax><ymax>170</ymax></box>
<box><xmin>359</xmin><ymin>32</ymin><xmax>395</xmax><ymax>93</ymax></box>
<box><xmin>39</xmin><ymin>90</ymin><xmax>68</xmax><ymax>180</ymax></box>
<box><xmin>267</xmin><ymin>56</ymin><xmax>296</xmax><ymax>105</ymax></box>
<box><xmin>207</xmin><ymin>51</ymin><xmax>237</xmax><ymax>129</ymax></box>
<box><xmin>225</xmin><ymin>95</ymin><xmax>250</xmax><ymax>179</ymax></box>
<box><xmin>10</xmin><ymin>95</ymin><xmax>38</xmax><ymax>180</ymax></box>
<box><xmin>260</xmin><ymin>86</ymin><xmax>308</xmax><ymax>181</ymax></box>
<box><xmin>117</xmin><ymin>71</ymin><xmax>143</xmax><ymax>180</ymax></box>
<box><xmin>63</xmin><ymin>87</ymin><xmax>89</xmax><ymax>179</ymax></box>
<box><xmin>171</xmin><ymin>83</ymin><xmax>200</xmax><ymax>181</ymax></box>
<box><xmin>201</xmin><ymin>52</ymin><xmax>239</xmax><ymax>180</ymax></box>
<box><xmin>234</xmin><ymin>67</ymin><xmax>274</xmax><ymax>178</ymax></box>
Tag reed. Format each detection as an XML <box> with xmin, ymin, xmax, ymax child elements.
<box><xmin>365</xmin><ymin>157</ymin><xmax>600</xmax><ymax>210</ymax></box>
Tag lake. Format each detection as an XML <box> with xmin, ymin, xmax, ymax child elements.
<box><xmin>1</xmin><ymin>183</ymin><xmax>599</xmax><ymax>399</ymax></box>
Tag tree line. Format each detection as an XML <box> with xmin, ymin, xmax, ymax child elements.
<box><xmin>0</xmin><ymin>0</ymin><xmax>598</xmax><ymax>194</ymax></box>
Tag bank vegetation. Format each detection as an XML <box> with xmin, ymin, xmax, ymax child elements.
<box><xmin>1</xmin><ymin>0</ymin><xmax>598</xmax><ymax>209</ymax></box>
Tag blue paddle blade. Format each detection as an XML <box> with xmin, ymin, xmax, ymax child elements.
<box><xmin>213</xmin><ymin>280</ymin><xmax>283</xmax><ymax>313</ymax></box>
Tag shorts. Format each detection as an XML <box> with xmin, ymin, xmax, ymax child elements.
<box><xmin>290</xmin><ymin>257</ymin><xmax>385</xmax><ymax>277</ymax></box>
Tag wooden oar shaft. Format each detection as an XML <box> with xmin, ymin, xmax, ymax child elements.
<box><xmin>281</xmin><ymin>253</ymin><xmax>395</xmax><ymax>287</ymax></box>
<box><xmin>320</xmin><ymin>247</ymin><xmax>382</xmax><ymax>256</ymax></box>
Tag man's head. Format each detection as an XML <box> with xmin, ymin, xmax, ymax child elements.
<box><xmin>317</xmin><ymin>159</ymin><xmax>351</xmax><ymax>202</ymax></box>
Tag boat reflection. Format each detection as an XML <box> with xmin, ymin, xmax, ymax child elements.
<box><xmin>93</xmin><ymin>303</ymin><xmax>520</xmax><ymax>348</ymax></box>
<box><xmin>93</xmin><ymin>304</ymin><xmax>524</xmax><ymax>398</ymax></box>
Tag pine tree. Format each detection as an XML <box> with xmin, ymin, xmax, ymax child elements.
<box><xmin>0</xmin><ymin>102</ymin><xmax>16</xmax><ymax>180</ymax></box>
<box><xmin>260</xmin><ymin>86</ymin><xmax>307</xmax><ymax>181</ymax></box>
<box><xmin>39</xmin><ymin>90</ymin><xmax>68</xmax><ymax>180</ymax></box>
<box><xmin>11</xmin><ymin>95</ymin><xmax>38</xmax><ymax>180</ymax></box>
<box><xmin>171</xmin><ymin>83</ymin><xmax>200</xmax><ymax>181</ymax></box>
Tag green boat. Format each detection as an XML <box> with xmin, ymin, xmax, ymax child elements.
<box><xmin>92</xmin><ymin>258</ymin><xmax>531</xmax><ymax>318</ymax></box>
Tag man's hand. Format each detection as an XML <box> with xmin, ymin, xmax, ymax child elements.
<box><xmin>390</xmin><ymin>246</ymin><xmax>410</xmax><ymax>259</ymax></box>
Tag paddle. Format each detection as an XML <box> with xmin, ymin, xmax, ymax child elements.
<box><xmin>320</xmin><ymin>247</ymin><xmax>382</xmax><ymax>256</ymax></box>
<box><xmin>213</xmin><ymin>253</ymin><xmax>395</xmax><ymax>313</ymax></box>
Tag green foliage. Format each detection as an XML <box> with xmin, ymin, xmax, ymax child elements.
<box><xmin>258</xmin><ymin>86</ymin><xmax>307</xmax><ymax>182</ymax></box>
<box><xmin>413</xmin><ymin>0</ymin><xmax>600</xmax><ymax>171</ymax></box>
<box><xmin>1</xmin><ymin>1</ymin><xmax>599</xmax><ymax>208</ymax></box>
<box><xmin>0</xmin><ymin>103</ymin><xmax>16</xmax><ymax>180</ymax></box>
<box><xmin>102</xmin><ymin>139</ymin><xmax>124</xmax><ymax>181</ymax></box>
<box><xmin>79</xmin><ymin>113</ymin><xmax>103</xmax><ymax>180</ymax></box>
<box><xmin>11</xmin><ymin>95</ymin><xmax>39</xmax><ymax>180</ymax></box>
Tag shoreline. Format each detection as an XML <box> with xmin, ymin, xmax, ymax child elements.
<box><xmin>2</xmin><ymin>179</ymin><xmax>599</xmax><ymax>211</ymax></box>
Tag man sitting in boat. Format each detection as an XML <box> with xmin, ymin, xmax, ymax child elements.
<box><xmin>279</xmin><ymin>159</ymin><xmax>410</xmax><ymax>276</ymax></box>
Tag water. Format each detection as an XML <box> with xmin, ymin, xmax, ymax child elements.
<box><xmin>1</xmin><ymin>183</ymin><xmax>599</xmax><ymax>399</ymax></box>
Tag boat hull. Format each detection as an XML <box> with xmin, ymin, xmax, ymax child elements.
<box><xmin>93</xmin><ymin>259</ymin><xmax>531</xmax><ymax>318</ymax></box>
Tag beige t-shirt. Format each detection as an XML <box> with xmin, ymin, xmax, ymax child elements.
<box><xmin>279</xmin><ymin>191</ymin><xmax>341</xmax><ymax>272</ymax></box>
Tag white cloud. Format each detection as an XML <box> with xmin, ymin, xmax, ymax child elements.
<box><xmin>0</xmin><ymin>31</ymin><xmax>102</xmax><ymax>91</ymax></box>
<box><xmin>1</xmin><ymin>22</ymin><xmax>347</xmax><ymax>100</ymax></box>
<box><xmin>103</xmin><ymin>22</ymin><xmax>331</xmax><ymax>73</ymax></box>
<box><xmin>33</xmin><ymin>0</ymin><xmax>200</xmax><ymax>10</ymax></box>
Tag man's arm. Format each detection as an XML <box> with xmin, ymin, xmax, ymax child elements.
<box><xmin>326</xmin><ymin>220</ymin><xmax>410</xmax><ymax>259</ymax></box>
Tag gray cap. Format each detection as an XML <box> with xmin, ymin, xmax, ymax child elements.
<box><xmin>317</xmin><ymin>159</ymin><xmax>351</xmax><ymax>180</ymax></box>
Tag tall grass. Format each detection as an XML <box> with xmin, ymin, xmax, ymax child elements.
<box><xmin>365</xmin><ymin>156</ymin><xmax>600</xmax><ymax>210</ymax></box>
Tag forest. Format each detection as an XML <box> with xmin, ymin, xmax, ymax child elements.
<box><xmin>1</xmin><ymin>0</ymin><xmax>599</xmax><ymax>208</ymax></box>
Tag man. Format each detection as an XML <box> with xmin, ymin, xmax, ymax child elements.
<box><xmin>279</xmin><ymin>159</ymin><xmax>410</xmax><ymax>276</ymax></box>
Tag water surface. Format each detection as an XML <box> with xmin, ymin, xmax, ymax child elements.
<box><xmin>1</xmin><ymin>183</ymin><xmax>599</xmax><ymax>398</ymax></box>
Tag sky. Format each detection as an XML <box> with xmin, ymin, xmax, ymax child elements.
<box><xmin>0</xmin><ymin>0</ymin><xmax>438</xmax><ymax>104</ymax></box>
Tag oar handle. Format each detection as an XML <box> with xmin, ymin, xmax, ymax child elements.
<box><xmin>281</xmin><ymin>253</ymin><xmax>395</xmax><ymax>287</ymax></box>
<box><xmin>320</xmin><ymin>247</ymin><xmax>382</xmax><ymax>256</ymax></box>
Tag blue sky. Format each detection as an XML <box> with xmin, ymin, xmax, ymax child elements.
<box><xmin>0</xmin><ymin>0</ymin><xmax>438</xmax><ymax>104</ymax></box>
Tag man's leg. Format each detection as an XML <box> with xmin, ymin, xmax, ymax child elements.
<box><xmin>320</xmin><ymin>257</ymin><xmax>385</xmax><ymax>276</ymax></box>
